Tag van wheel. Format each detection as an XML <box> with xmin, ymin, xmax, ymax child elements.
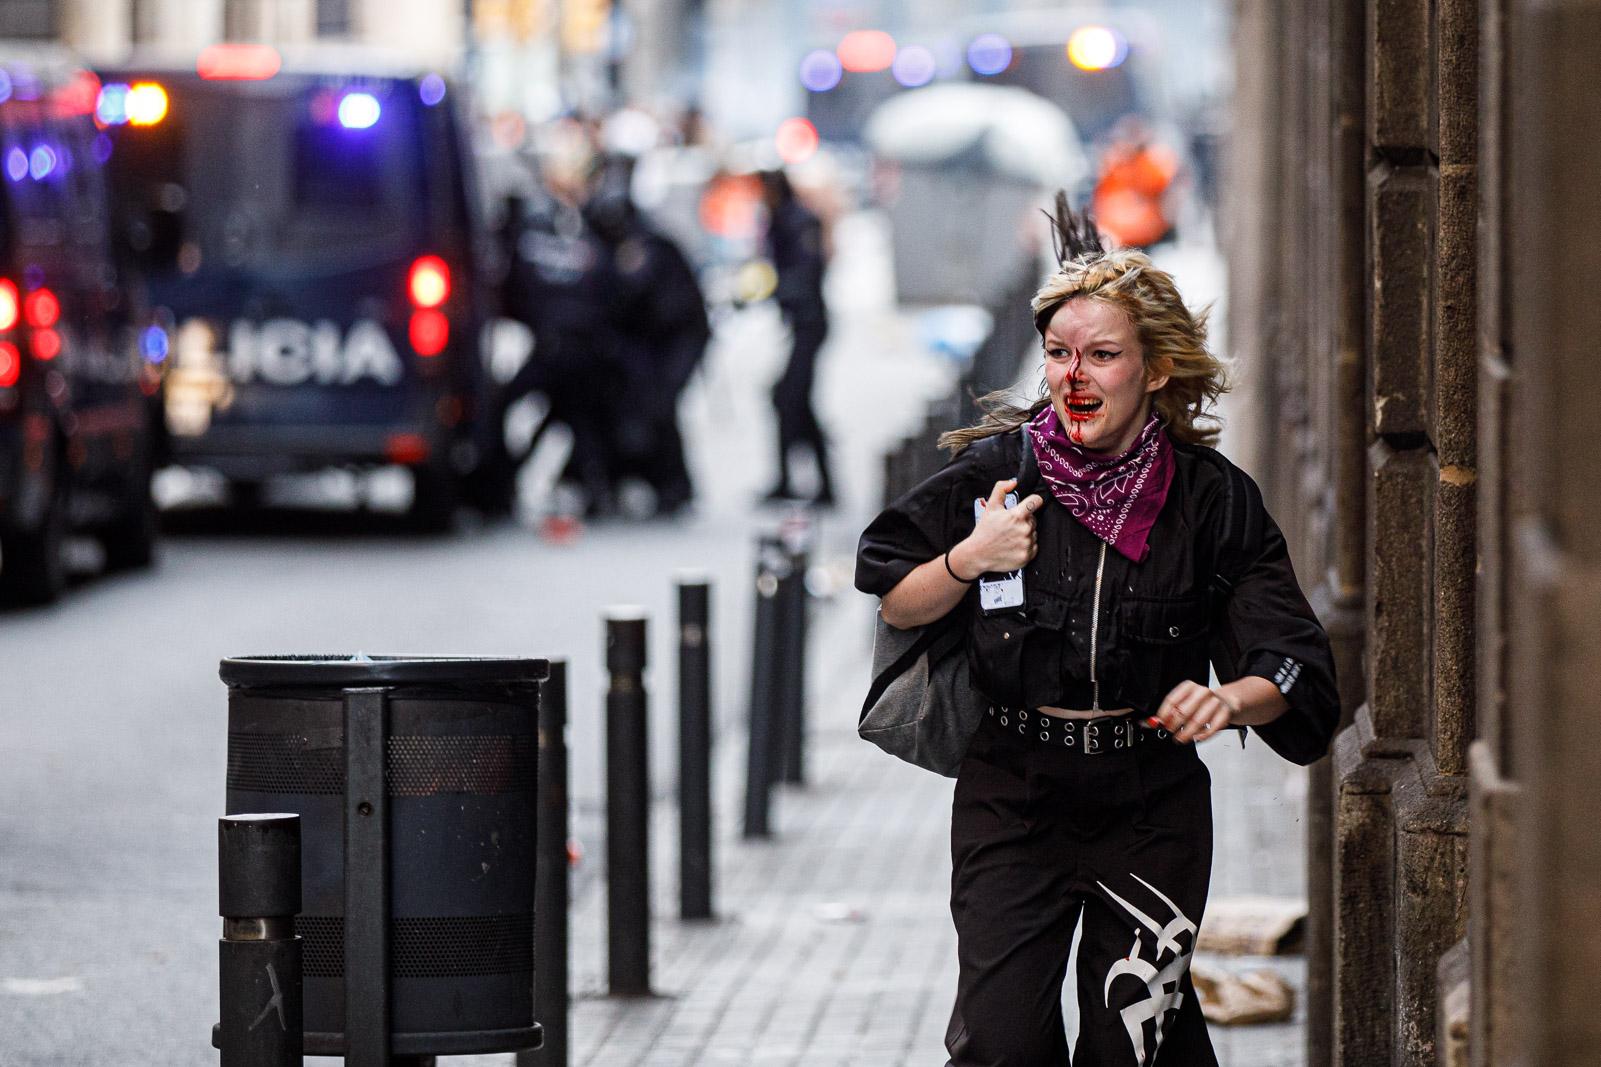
<box><xmin>102</xmin><ymin>460</ymin><xmax>158</xmax><ymax>571</ymax></box>
<box><xmin>408</xmin><ymin>466</ymin><xmax>458</xmax><ymax>533</ymax></box>
<box><xmin>0</xmin><ymin>466</ymin><xmax>69</xmax><ymax>606</ymax></box>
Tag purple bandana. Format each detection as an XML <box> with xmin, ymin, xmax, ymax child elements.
<box><xmin>1026</xmin><ymin>406</ymin><xmax>1175</xmax><ymax>563</ymax></box>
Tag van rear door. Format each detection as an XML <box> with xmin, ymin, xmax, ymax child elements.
<box><xmin>106</xmin><ymin>74</ymin><xmax>465</xmax><ymax>471</ymax></box>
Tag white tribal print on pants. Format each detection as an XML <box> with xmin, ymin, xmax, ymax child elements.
<box><xmin>1098</xmin><ymin>874</ymin><xmax>1199</xmax><ymax>1066</ymax></box>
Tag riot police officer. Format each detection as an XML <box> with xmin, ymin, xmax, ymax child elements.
<box><xmin>499</xmin><ymin>171</ymin><xmax>622</xmax><ymax>517</ymax></box>
<box><xmin>759</xmin><ymin>168</ymin><xmax>835</xmax><ymax>506</ymax></box>
<box><xmin>585</xmin><ymin>156</ymin><xmax>711</xmax><ymax>516</ymax></box>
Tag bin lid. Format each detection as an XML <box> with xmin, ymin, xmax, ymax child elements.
<box><xmin>220</xmin><ymin>655</ymin><xmax>550</xmax><ymax>688</ymax></box>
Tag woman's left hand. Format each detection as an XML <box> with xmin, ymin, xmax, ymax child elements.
<box><xmin>1149</xmin><ymin>680</ymin><xmax>1241</xmax><ymax>744</ymax></box>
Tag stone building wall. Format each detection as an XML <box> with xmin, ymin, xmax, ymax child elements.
<box><xmin>1227</xmin><ymin>0</ymin><xmax>1601</xmax><ymax>1064</ymax></box>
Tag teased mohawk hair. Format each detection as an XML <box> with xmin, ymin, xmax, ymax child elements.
<box><xmin>1044</xmin><ymin>190</ymin><xmax>1106</xmax><ymax>266</ymax></box>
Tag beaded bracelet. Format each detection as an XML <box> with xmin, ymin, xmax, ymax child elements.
<box><xmin>943</xmin><ymin>550</ymin><xmax>978</xmax><ymax>584</ymax></box>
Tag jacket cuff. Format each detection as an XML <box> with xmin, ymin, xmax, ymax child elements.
<box><xmin>1242</xmin><ymin>650</ymin><xmax>1307</xmax><ymax>704</ymax></box>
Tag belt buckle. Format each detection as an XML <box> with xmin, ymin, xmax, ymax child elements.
<box><xmin>1083</xmin><ymin>723</ymin><xmax>1102</xmax><ymax>755</ymax></box>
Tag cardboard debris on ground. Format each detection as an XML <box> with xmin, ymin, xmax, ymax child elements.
<box><xmin>1191</xmin><ymin>961</ymin><xmax>1296</xmax><ymax>1026</ymax></box>
<box><xmin>1195</xmin><ymin>895</ymin><xmax>1307</xmax><ymax>956</ymax></box>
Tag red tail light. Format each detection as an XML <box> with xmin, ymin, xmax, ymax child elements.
<box><xmin>385</xmin><ymin>433</ymin><xmax>430</xmax><ymax>465</ymax></box>
<box><xmin>408</xmin><ymin>255</ymin><xmax>450</xmax><ymax>309</ymax></box>
<box><xmin>30</xmin><ymin>328</ymin><xmax>60</xmax><ymax>361</ymax></box>
<box><xmin>0</xmin><ymin>280</ymin><xmax>18</xmax><ymax>332</ymax></box>
<box><xmin>409</xmin><ymin>309</ymin><xmax>449</xmax><ymax>357</ymax></box>
<box><xmin>24</xmin><ymin>288</ymin><xmax>59</xmax><ymax>328</ymax></box>
<box><xmin>0</xmin><ymin>342</ymin><xmax>18</xmax><ymax>387</ymax></box>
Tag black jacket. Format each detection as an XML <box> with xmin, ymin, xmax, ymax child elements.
<box><xmin>856</xmin><ymin>428</ymin><xmax>1339</xmax><ymax>765</ymax></box>
<box><xmin>766</xmin><ymin>198</ymin><xmax>826</xmax><ymax>321</ymax></box>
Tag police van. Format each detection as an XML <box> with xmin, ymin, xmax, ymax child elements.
<box><xmin>0</xmin><ymin>50</ymin><xmax>161</xmax><ymax>604</ymax></box>
<box><xmin>97</xmin><ymin>46</ymin><xmax>505</xmax><ymax>527</ymax></box>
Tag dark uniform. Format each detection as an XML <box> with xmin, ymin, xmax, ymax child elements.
<box><xmin>501</xmin><ymin>190</ymin><xmax>621</xmax><ymax>514</ymax></box>
<box><xmin>588</xmin><ymin>191</ymin><xmax>710</xmax><ymax>515</ymax></box>
<box><xmin>856</xmin><ymin>430</ymin><xmax>1339</xmax><ymax>1067</ymax></box>
<box><xmin>762</xmin><ymin>173</ymin><xmax>835</xmax><ymax>504</ymax></box>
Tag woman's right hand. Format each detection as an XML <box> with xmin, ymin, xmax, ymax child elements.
<box><xmin>948</xmin><ymin>479</ymin><xmax>1046</xmax><ymax>579</ymax></box>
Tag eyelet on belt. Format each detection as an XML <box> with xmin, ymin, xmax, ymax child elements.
<box><xmin>1039</xmin><ymin>730</ymin><xmax>1050</xmax><ymax>741</ymax></box>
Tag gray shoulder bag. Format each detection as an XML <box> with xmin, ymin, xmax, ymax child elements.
<box><xmin>857</xmin><ymin>425</ymin><xmax>1037</xmax><ymax>776</ymax></box>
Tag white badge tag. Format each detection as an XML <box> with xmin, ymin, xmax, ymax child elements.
<box><xmin>973</xmin><ymin>493</ymin><xmax>1025</xmax><ymax>613</ymax></box>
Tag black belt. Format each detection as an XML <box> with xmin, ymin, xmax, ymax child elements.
<box><xmin>986</xmin><ymin>706</ymin><xmax>1169</xmax><ymax>754</ymax></box>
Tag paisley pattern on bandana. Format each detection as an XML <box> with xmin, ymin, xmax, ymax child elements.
<box><xmin>1027</xmin><ymin>406</ymin><xmax>1175</xmax><ymax>563</ymax></box>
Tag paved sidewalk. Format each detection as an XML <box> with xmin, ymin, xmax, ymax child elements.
<box><xmin>563</xmin><ymin>598</ymin><xmax>956</xmax><ymax>1066</ymax></box>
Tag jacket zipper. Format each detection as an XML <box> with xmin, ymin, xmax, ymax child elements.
<box><xmin>1090</xmin><ymin>540</ymin><xmax>1107</xmax><ymax>713</ymax></box>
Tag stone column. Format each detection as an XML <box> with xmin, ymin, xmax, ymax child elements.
<box><xmin>1504</xmin><ymin>3</ymin><xmax>1601</xmax><ymax>1064</ymax></box>
<box><xmin>1467</xmin><ymin>0</ymin><xmax>1517</xmax><ymax>1056</ymax></box>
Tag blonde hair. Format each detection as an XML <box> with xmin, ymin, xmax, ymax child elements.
<box><xmin>940</xmin><ymin>247</ymin><xmax>1229</xmax><ymax>454</ymax></box>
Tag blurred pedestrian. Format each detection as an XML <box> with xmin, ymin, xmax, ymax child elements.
<box><xmin>586</xmin><ymin>154</ymin><xmax>711</xmax><ymax>516</ymax></box>
<box><xmin>854</xmin><ymin>197</ymin><xmax>1339</xmax><ymax>1066</ymax></box>
<box><xmin>759</xmin><ymin>168</ymin><xmax>835</xmax><ymax>506</ymax></box>
<box><xmin>499</xmin><ymin>135</ymin><xmax>621</xmax><ymax>517</ymax></box>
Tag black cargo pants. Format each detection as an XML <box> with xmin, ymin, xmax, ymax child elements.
<box><xmin>945</xmin><ymin>709</ymin><xmax>1218</xmax><ymax>1067</ymax></box>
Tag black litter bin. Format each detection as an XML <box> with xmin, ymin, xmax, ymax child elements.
<box><xmin>221</xmin><ymin>655</ymin><xmax>549</xmax><ymax>1058</ymax></box>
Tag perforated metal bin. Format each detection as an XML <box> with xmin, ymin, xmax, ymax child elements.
<box><xmin>221</xmin><ymin>655</ymin><xmax>549</xmax><ymax>1058</ymax></box>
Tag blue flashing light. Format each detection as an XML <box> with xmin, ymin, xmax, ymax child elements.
<box><xmin>419</xmin><ymin>74</ymin><xmax>446</xmax><ymax>107</ymax></box>
<box><xmin>891</xmin><ymin>44</ymin><xmax>937</xmax><ymax>88</ymax></box>
<box><xmin>140</xmin><ymin>324</ymin><xmax>169</xmax><ymax>364</ymax></box>
<box><xmin>96</xmin><ymin>83</ymin><xmax>130</xmax><ymax>125</ymax></box>
<box><xmin>5</xmin><ymin>148</ymin><xmax>26</xmax><ymax>183</ymax></box>
<box><xmin>799</xmin><ymin>49</ymin><xmax>843</xmax><ymax>93</ymax></box>
<box><xmin>29</xmin><ymin>145</ymin><xmax>55</xmax><ymax>180</ymax></box>
<box><xmin>967</xmin><ymin>33</ymin><xmax>1013</xmax><ymax>77</ymax></box>
<box><xmin>337</xmin><ymin>92</ymin><xmax>381</xmax><ymax>129</ymax></box>
<box><xmin>0</xmin><ymin>71</ymin><xmax>12</xmax><ymax>105</ymax></box>
<box><xmin>12</xmin><ymin>72</ymin><xmax>39</xmax><ymax>102</ymax></box>
<box><xmin>92</xmin><ymin>132</ymin><xmax>112</xmax><ymax>164</ymax></box>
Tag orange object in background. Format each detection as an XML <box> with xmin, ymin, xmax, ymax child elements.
<box><xmin>699</xmin><ymin>172</ymin><xmax>764</xmax><ymax>240</ymax></box>
<box><xmin>1092</xmin><ymin>139</ymin><xmax>1179</xmax><ymax>249</ymax></box>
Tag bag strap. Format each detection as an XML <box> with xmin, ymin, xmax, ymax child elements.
<box><xmin>858</xmin><ymin>424</ymin><xmax>1038</xmax><ymax>729</ymax></box>
<box><xmin>1014</xmin><ymin>422</ymin><xmax>1042</xmax><ymax>498</ymax></box>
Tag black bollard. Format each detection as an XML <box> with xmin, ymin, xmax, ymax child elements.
<box><xmin>218</xmin><ymin>814</ymin><xmax>303</xmax><ymax>1067</ymax></box>
<box><xmin>605</xmin><ymin>609</ymin><xmax>652</xmax><ymax>996</ymax></box>
<box><xmin>522</xmin><ymin>660</ymin><xmax>570</xmax><ymax>1066</ymax></box>
<box><xmin>676</xmin><ymin>573</ymin><xmax>714</xmax><ymax>920</ymax></box>
<box><xmin>777</xmin><ymin>520</ymin><xmax>811</xmax><ymax>787</ymax></box>
<box><xmin>743</xmin><ymin>537</ymin><xmax>787</xmax><ymax>838</ymax></box>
